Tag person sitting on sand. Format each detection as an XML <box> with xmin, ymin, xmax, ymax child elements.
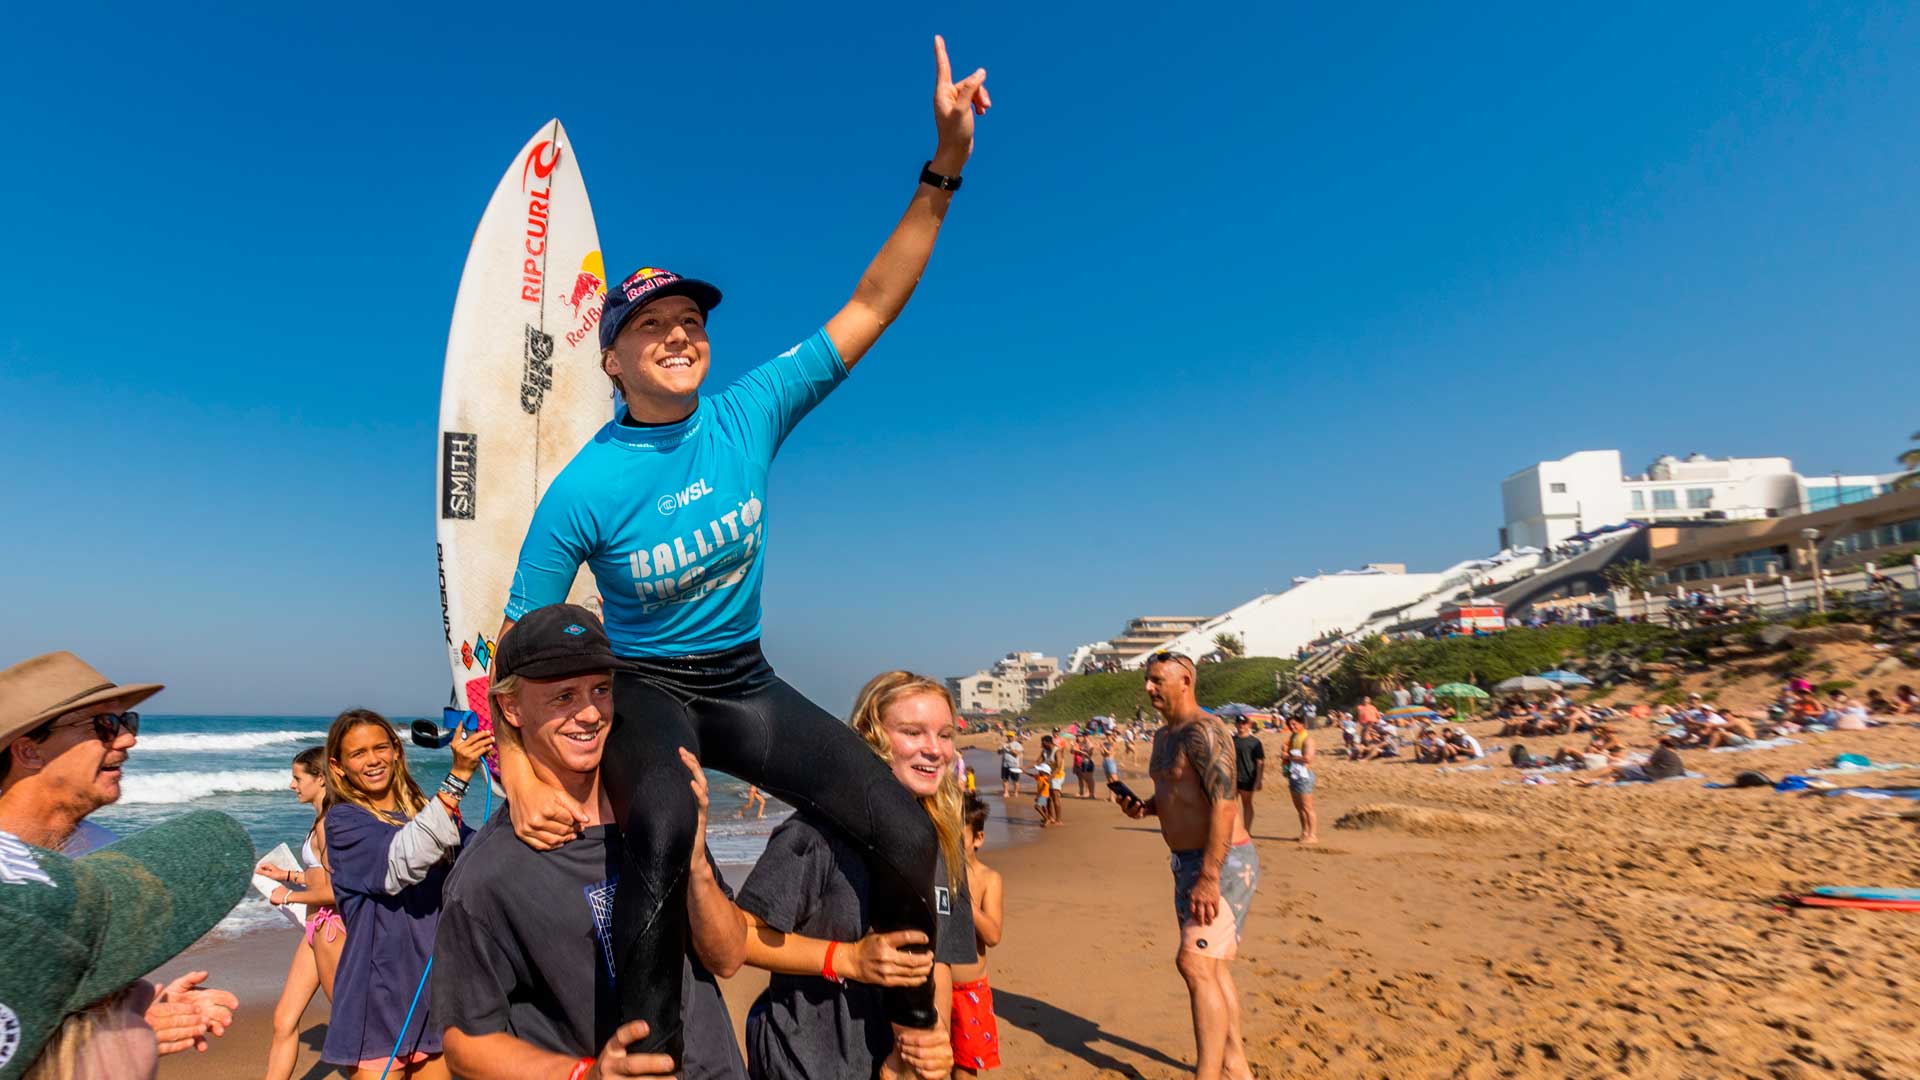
<box><xmin>1896</xmin><ymin>684</ymin><xmax>1919</xmax><ymax>715</ymax></box>
<box><xmin>1703</xmin><ymin>711</ymin><xmax>1758</xmax><ymax>748</ymax></box>
<box><xmin>1830</xmin><ymin>691</ymin><xmax>1872</xmax><ymax>731</ymax></box>
<box><xmin>1583</xmin><ymin>736</ymin><xmax>1686</xmax><ymax>784</ymax></box>
<box><xmin>1444</xmin><ymin>727</ymin><xmax>1484</xmax><ymax>761</ymax></box>
<box><xmin>1349</xmin><ymin>722</ymin><xmax>1384</xmax><ymax>762</ymax></box>
<box><xmin>1414</xmin><ymin>727</ymin><xmax>1447</xmax><ymax>764</ymax></box>
<box><xmin>1868</xmin><ymin>689</ymin><xmax>1894</xmax><ymax>716</ymax></box>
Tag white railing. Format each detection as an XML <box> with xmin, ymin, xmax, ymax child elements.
<box><xmin>1607</xmin><ymin>555</ymin><xmax>1920</xmax><ymax>619</ymax></box>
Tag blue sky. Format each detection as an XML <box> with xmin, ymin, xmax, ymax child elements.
<box><xmin>4</xmin><ymin>2</ymin><xmax>1918</xmax><ymax>715</ymax></box>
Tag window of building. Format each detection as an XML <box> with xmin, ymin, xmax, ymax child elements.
<box><xmin>1549</xmin><ymin>482</ymin><xmax>1567</xmax><ymax>494</ymax></box>
<box><xmin>1652</xmin><ymin>490</ymin><xmax>1678</xmax><ymax>510</ymax></box>
<box><xmin>1630</xmin><ymin>491</ymin><xmax>1645</xmax><ymax>511</ymax></box>
<box><xmin>1687</xmin><ymin>488</ymin><xmax>1713</xmax><ymax>509</ymax></box>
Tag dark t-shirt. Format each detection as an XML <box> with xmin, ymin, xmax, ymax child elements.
<box><xmin>1644</xmin><ymin>746</ymin><xmax>1685</xmax><ymax>781</ymax></box>
<box><xmin>736</xmin><ymin>812</ymin><xmax>977</xmax><ymax>1080</ymax></box>
<box><xmin>1233</xmin><ymin>734</ymin><xmax>1265</xmax><ymax>791</ymax></box>
<box><xmin>433</xmin><ymin>811</ymin><xmax>745</xmax><ymax>1080</ymax></box>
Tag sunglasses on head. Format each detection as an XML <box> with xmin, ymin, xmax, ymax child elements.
<box><xmin>53</xmin><ymin>710</ymin><xmax>140</xmax><ymax>743</ymax></box>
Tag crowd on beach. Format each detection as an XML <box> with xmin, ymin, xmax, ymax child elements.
<box><xmin>0</xmin><ymin>639</ymin><xmax>1291</xmax><ymax>1080</ymax></box>
<box><xmin>0</xmin><ymin>631</ymin><xmax>1013</xmax><ymax>1080</ymax></box>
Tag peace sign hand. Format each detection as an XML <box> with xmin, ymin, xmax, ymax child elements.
<box><xmin>932</xmin><ymin>34</ymin><xmax>990</xmax><ymax>169</ymax></box>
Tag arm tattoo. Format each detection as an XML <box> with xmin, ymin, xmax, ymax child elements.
<box><xmin>1182</xmin><ymin>722</ymin><xmax>1238</xmax><ymax>802</ymax></box>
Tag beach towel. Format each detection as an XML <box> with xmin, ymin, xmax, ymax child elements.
<box><xmin>1817</xmin><ymin>788</ymin><xmax>1920</xmax><ymax>801</ymax></box>
<box><xmin>1808</xmin><ymin>761</ymin><xmax>1920</xmax><ymax>776</ymax></box>
<box><xmin>1709</xmin><ymin>737</ymin><xmax>1801</xmax><ymax>753</ymax></box>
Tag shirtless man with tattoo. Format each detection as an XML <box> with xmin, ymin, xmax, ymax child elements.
<box><xmin>1114</xmin><ymin>651</ymin><xmax>1258</xmax><ymax>1080</ymax></box>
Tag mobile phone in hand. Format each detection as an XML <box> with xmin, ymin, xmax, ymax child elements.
<box><xmin>1107</xmin><ymin>780</ymin><xmax>1142</xmax><ymax>806</ymax></box>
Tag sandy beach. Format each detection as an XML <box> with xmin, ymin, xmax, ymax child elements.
<box><xmin>149</xmin><ymin>702</ymin><xmax>1920</xmax><ymax>1080</ymax></box>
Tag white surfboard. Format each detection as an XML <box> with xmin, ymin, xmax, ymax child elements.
<box><xmin>436</xmin><ymin>119</ymin><xmax>609</xmax><ymax>729</ymax></box>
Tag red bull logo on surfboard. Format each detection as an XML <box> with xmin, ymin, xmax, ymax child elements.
<box><xmin>565</xmin><ymin>251</ymin><xmax>608</xmax><ymax>349</ymax></box>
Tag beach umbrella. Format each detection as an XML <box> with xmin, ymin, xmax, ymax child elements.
<box><xmin>1212</xmin><ymin>703</ymin><xmax>1259</xmax><ymax>718</ymax></box>
<box><xmin>1535</xmin><ymin>670</ymin><xmax>1593</xmax><ymax>687</ymax></box>
<box><xmin>1430</xmin><ymin>683</ymin><xmax>1489</xmax><ymax>700</ymax></box>
<box><xmin>1384</xmin><ymin>706</ymin><xmax>1440</xmax><ymax>723</ymax></box>
<box><xmin>1494</xmin><ymin>675</ymin><xmax>1560</xmax><ymax>694</ymax></box>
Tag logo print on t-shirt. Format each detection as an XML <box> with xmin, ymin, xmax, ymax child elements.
<box><xmin>585</xmin><ymin>876</ymin><xmax>619</xmax><ymax>981</ymax></box>
<box><xmin>0</xmin><ymin>1003</ymin><xmax>20</xmax><ymax>1070</ymax></box>
<box><xmin>935</xmin><ymin>885</ymin><xmax>951</xmax><ymax>916</ymax></box>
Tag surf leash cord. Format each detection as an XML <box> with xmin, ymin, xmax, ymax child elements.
<box><xmin>378</xmin><ymin>758</ymin><xmax>491</xmax><ymax>1079</ymax></box>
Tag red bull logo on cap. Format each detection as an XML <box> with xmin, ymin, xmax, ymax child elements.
<box><xmin>622</xmin><ymin>267</ymin><xmax>681</xmax><ymax>301</ymax></box>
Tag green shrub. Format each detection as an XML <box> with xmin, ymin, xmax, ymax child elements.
<box><xmin>1020</xmin><ymin>657</ymin><xmax>1296</xmax><ymax>730</ymax></box>
<box><xmin>1817</xmin><ymin>679</ymin><xmax>1855</xmax><ymax>694</ymax></box>
<box><xmin>1653</xmin><ymin>688</ymin><xmax>1687</xmax><ymax>705</ymax></box>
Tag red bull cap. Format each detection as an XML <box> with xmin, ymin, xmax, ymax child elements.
<box><xmin>599</xmin><ymin>266</ymin><xmax>723</xmax><ymax>350</ymax></box>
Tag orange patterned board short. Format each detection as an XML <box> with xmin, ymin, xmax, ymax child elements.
<box><xmin>952</xmin><ymin>974</ymin><xmax>1001</xmax><ymax>1070</ymax></box>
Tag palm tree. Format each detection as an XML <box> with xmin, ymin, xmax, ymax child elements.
<box><xmin>1895</xmin><ymin>431</ymin><xmax>1920</xmax><ymax>491</ymax></box>
<box><xmin>1345</xmin><ymin>635</ymin><xmax>1400</xmax><ymax>698</ymax></box>
<box><xmin>1605</xmin><ymin>559</ymin><xmax>1658</xmax><ymax>619</ymax></box>
<box><xmin>1212</xmin><ymin>632</ymin><xmax>1244</xmax><ymax>658</ymax></box>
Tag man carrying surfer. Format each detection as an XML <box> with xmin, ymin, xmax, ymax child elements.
<box><xmin>1114</xmin><ymin>652</ymin><xmax>1259</xmax><ymax>1080</ymax></box>
<box><xmin>490</xmin><ymin>35</ymin><xmax>992</xmax><ymax>1066</ymax></box>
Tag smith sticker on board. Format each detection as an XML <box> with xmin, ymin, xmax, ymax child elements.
<box><xmin>521</xmin><ymin>324</ymin><xmax>555</xmax><ymax>414</ymax></box>
<box><xmin>442</xmin><ymin>432</ymin><xmax>478</xmax><ymax>519</ymax></box>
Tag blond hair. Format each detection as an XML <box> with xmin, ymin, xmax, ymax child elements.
<box><xmin>849</xmin><ymin>672</ymin><xmax>966</xmax><ymax>892</ymax></box>
<box><xmin>324</xmin><ymin>709</ymin><xmax>426</xmax><ymax>825</ymax></box>
<box><xmin>486</xmin><ymin>674</ymin><xmax>525</xmax><ymax>751</ymax></box>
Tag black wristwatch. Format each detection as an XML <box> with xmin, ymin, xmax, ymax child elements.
<box><xmin>919</xmin><ymin>161</ymin><xmax>963</xmax><ymax>191</ymax></box>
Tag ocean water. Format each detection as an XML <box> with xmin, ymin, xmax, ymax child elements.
<box><xmin>90</xmin><ymin>715</ymin><xmax>788</xmax><ymax>939</ymax></box>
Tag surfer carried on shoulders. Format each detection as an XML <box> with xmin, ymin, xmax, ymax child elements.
<box><xmin>490</xmin><ymin>35</ymin><xmax>991</xmax><ymax>1066</ymax></box>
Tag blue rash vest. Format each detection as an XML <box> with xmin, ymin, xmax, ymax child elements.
<box><xmin>505</xmin><ymin>329</ymin><xmax>847</xmax><ymax>657</ymax></box>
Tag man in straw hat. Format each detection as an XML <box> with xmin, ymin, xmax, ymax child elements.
<box><xmin>0</xmin><ymin>651</ymin><xmax>163</xmax><ymax>856</ymax></box>
<box><xmin>0</xmin><ymin>809</ymin><xmax>255</xmax><ymax>1079</ymax></box>
<box><xmin>0</xmin><ymin>650</ymin><xmax>240</xmax><ymax>1057</ymax></box>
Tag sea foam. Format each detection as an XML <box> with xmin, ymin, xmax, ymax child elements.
<box><xmin>118</xmin><ymin>769</ymin><xmax>290</xmax><ymax>804</ymax></box>
<box><xmin>136</xmin><ymin>729</ymin><xmax>330</xmax><ymax>753</ymax></box>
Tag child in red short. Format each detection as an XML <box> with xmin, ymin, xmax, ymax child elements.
<box><xmin>952</xmin><ymin>795</ymin><xmax>1005</xmax><ymax>1073</ymax></box>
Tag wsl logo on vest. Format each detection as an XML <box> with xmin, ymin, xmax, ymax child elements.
<box><xmin>656</xmin><ymin>479</ymin><xmax>714</xmax><ymax>517</ymax></box>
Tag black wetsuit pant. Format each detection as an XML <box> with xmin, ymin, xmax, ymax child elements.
<box><xmin>599</xmin><ymin>639</ymin><xmax>940</xmax><ymax>1063</ymax></box>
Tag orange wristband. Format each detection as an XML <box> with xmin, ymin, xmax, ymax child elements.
<box><xmin>822</xmin><ymin>940</ymin><xmax>844</xmax><ymax>983</ymax></box>
<box><xmin>567</xmin><ymin>1057</ymin><xmax>593</xmax><ymax>1080</ymax></box>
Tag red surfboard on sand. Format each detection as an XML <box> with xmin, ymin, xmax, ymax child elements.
<box><xmin>1785</xmin><ymin>894</ymin><xmax>1920</xmax><ymax>911</ymax></box>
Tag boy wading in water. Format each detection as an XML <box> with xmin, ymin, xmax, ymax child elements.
<box><xmin>952</xmin><ymin>795</ymin><xmax>1004</xmax><ymax>1075</ymax></box>
<box><xmin>1114</xmin><ymin>652</ymin><xmax>1258</xmax><ymax>1080</ymax></box>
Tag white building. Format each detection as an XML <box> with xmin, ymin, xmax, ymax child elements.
<box><xmin>1501</xmin><ymin>450</ymin><xmax>1898</xmax><ymax>551</ymax></box>
<box><xmin>1070</xmin><ymin>616</ymin><xmax>1211</xmax><ymax>671</ymax></box>
<box><xmin>947</xmin><ymin>652</ymin><xmax>1064</xmax><ymax>714</ymax></box>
